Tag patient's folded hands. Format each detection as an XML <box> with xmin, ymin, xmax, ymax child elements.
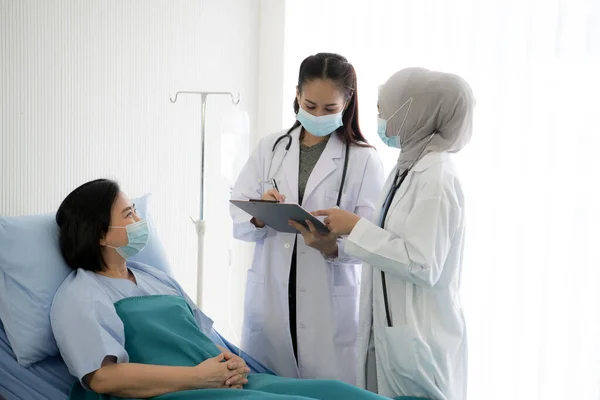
<box><xmin>216</xmin><ymin>345</ymin><xmax>250</xmax><ymax>389</ymax></box>
<box><xmin>193</xmin><ymin>352</ymin><xmax>250</xmax><ymax>390</ymax></box>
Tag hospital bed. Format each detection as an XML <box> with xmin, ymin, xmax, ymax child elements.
<box><xmin>0</xmin><ymin>316</ymin><xmax>258</xmax><ymax>400</ymax></box>
<box><xmin>0</xmin><ymin>320</ymin><xmax>75</xmax><ymax>400</ymax></box>
<box><xmin>0</xmin><ymin>196</ymin><xmax>265</xmax><ymax>400</ymax></box>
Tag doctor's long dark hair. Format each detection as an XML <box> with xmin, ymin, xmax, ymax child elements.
<box><xmin>288</xmin><ymin>53</ymin><xmax>371</xmax><ymax>147</ymax></box>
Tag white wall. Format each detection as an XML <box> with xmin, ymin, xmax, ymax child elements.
<box><xmin>0</xmin><ymin>0</ymin><xmax>260</xmax><ymax>343</ymax></box>
<box><xmin>255</xmin><ymin>0</ymin><xmax>287</xmax><ymax>137</ymax></box>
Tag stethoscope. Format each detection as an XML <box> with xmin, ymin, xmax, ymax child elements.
<box><xmin>378</xmin><ymin>131</ymin><xmax>437</xmax><ymax>327</ymax></box>
<box><xmin>267</xmin><ymin>125</ymin><xmax>350</xmax><ymax>207</ymax></box>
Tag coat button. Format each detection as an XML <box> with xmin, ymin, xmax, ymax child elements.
<box><xmin>285</xmin><ymin>243</ymin><xmax>290</xmax><ymax>249</ymax></box>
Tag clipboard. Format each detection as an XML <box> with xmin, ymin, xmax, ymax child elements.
<box><xmin>230</xmin><ymin>199</ymin><xmax>330</xmax><ymax>234</ymax></box>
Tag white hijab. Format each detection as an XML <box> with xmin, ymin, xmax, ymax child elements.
<box><xmin>378</xmin><ymin>67</ymin><xmax>475</xmax><ymax>170</ymax></box>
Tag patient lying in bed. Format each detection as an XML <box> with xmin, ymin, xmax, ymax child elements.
<box><xmin>51</xmin><ymin>179</ymin><xmax>388</xmax><ymax>400</ymax></box>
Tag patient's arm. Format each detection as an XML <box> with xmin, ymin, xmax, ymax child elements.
<box><xmin>86</xmin><ymin>354</ymin><xmax>250</xmax><ymax>397</ymax></box>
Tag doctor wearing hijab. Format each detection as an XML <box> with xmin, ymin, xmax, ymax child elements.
<box><xmin>314</xmin><ymin>68</ymin><xmax>475</xmax><ymax>399</ymax></box>
<box><xmin>230</xmin><ymin>53</ymin><xmax>385</xmax><ymax>384</ymax></box>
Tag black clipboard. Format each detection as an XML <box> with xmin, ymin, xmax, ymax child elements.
<box><xmin>230</xmin><ymin>200</ymin><xmax>330</xmax><ymax>234</ymax></box>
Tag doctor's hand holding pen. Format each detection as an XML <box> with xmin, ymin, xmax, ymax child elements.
<box><xmin>250</xmin><ymin>188</ymin><xmax>286</xmax><ymax>228</ymax></box>
<box><xmin>312</xmin><ymin>208</ymin><xmax>361</xmax><ymax>236</ymax></box>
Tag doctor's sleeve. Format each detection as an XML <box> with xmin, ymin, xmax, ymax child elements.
<box><xmin>229</xmin><ymin>139</ymin><xmax>270</xmax><ymax>242</ymax></box>
<box><xmin>333</xmin><ymin>150</ymin><xmax>385</xmax><ymax>264</ymax></box>
<box><xmin>50</xmin><ymin>286</ymin><xmax>128</xmax><ymax>386</ymax></box>
<box><xmin>344</xmin><ymin>189</ymin><xmax>461</xmax><ymax>287</ymax></box>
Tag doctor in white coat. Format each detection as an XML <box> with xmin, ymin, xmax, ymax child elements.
<box><xmin>230</xmin><ymin>53</ymin><xmax>384</xmax><ymax>385</ymax></box>
<box><xmin>314</xmin><ymin>68</ymin><xmax>475</xmax><ymax>399</ymax></box>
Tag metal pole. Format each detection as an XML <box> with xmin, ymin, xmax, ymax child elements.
<box><xmin>199</xmin><ymin>93</ymin><xmax>208</xmax><ymax>220</ymax></box>
<box><xmin>170</xmin><ymin>91</ymin><xmax>240</xmax><ymax>309</ymax></box>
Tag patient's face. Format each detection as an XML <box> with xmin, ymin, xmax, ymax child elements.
<box><xmin>102</xmin><ymin>192</ymin><xmax>140</xmax><ymax>248</ymax></box>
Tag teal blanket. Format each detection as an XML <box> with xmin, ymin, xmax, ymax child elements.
<box><xmin>69</xmin><ymin>295</ymin><xmax>394</xmax><ymax>400</ymax></box>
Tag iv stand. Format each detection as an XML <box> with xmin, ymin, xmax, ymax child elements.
<box><xmin>169</xmin><ymin>91</ymin><xmax>241</xmax><ymax>309</ymax></box>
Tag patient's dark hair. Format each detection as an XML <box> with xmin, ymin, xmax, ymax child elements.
<box><xmin>56</xmin><ymin>179</ymin><xmax>120</xmax><ymax>272</ymax></box>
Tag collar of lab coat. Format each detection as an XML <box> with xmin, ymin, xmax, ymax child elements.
<box><xmin>279</xmin><ymin>126</ymin><xmax>302</xmax><ymax>204</ymax></box>
<box><xmin>280</xmin><ymin>125</ymin><xmax>345</xmax><ymax>205</ymax></box>
<box><xmin>301</xmin><ymin>128</ymin><xmax>345</xmax><ymax>206</ymax></box>
<box><xmin>385</xmin><ymin>152</ymin><xmax>453</xmax><ymax>220</ymax></box>
<box><xmin>410</xmin><ymin>151</ymin><xmax>451</xmax><ymax>172</ymax></box>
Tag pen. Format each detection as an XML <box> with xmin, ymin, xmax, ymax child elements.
<box><xmin>271</xmin><ymin>178</ymin><xmax>280</xmax><ymax>193</ymax></box>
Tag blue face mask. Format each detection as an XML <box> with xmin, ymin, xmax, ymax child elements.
<box><xmin>106</xmin><ymin>219</ymin><xmax>150</xmax><ymax>259</ymax></box>
<box><xmin>296</xmin><ymin>106</ymin><xmax>344</xmax><ymax>137</ymax></box>
<box><xmin>377</xmin><ymin>97</ymin><xmax>413</xmax><ymax>149</ymax></box>
<box><xmin>377</xmin><ymin>117</ymin><xmax>401</xmax><ymax>148</ymax></box>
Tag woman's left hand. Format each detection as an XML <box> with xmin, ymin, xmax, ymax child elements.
<box><xmin>288</xmin><ymin>220</ymin><xmax>338</xmax><ymax>257</ymax></box>
<box><xmin>312</xmin><ymin>209</ymin><xmax>361</xmax><ymax>236</ymax></box>
<box><xmin>216</xmin><ymin>345</ymin><xmax>248</xmax><ymax>389</ymax></box>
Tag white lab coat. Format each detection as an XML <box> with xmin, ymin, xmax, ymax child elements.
<box><xmin>345</xmin><ymin>152</ymin><xmax>467</xmax><ymax>400</ymax></box>
<box><xmin>230</xmin><ymin>127</ymin><xmax>384</xmax><ymax>384</ymax></box>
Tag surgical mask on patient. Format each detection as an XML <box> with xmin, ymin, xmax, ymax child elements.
<box><xmin>296</xmin><ymin>106</ymin><xmax>344</xmax><ymax>137</ymax></box>
<box><xmin>106</xmin><ymin>219</ymin><xmax>150</xmax><ymax>259</ymax></box>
